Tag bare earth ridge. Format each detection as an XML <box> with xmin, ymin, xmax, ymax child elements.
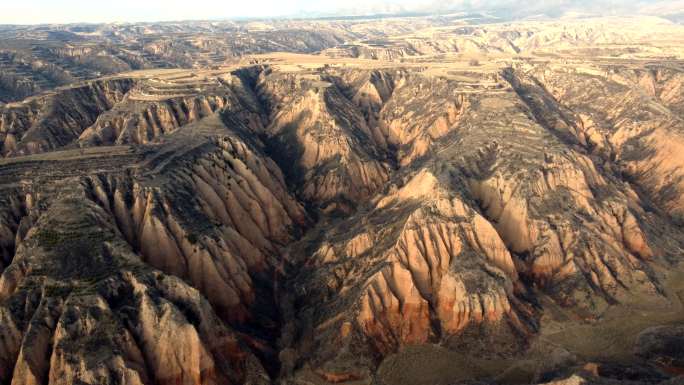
<box><xmin>1</xmin><ymin>13</ymin><xmax>684</xmax><ymax>385</ymax></box>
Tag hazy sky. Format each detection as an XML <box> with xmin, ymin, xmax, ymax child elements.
<box><xmin>3</xmin><ymin>0</ymin><xmax>433</xmax><ymax>24</ymax></box>
<box><xmin>0</xmin><ymin>0</ymin><xmax>672</xmax><ymax>25</ymax></box>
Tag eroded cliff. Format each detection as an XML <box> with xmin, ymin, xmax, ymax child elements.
<box><xmin>0</xmin><ymin>57</ymin><xmax>683</xmax><ymax>385</ymax></box>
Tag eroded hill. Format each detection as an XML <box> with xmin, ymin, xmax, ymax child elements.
<box><xmin>1</xmin><ymin>15</ymin><xmax>684</xmax><ymax>385</ymax></box>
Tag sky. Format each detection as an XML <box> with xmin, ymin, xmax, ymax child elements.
<box><xmin>0</xmin><ymin>0</ymin><xmax>676</xmax><ymax>25</ymax></box>
<box><xmin>2</xmin><ymin>0</ymin><xmax>430</xmax><ymax>24</ymax></box>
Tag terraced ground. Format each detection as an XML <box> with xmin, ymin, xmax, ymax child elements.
<box><xmin>1</xmin><ymin>14</ymin><xmax>684</xmax><ymax>385</ymax></box>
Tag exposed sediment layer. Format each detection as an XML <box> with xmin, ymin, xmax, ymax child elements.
<box><xmin>0</xmin><ymin>55</ymin><xmax>683</xmax><ymax>385</ymax></box>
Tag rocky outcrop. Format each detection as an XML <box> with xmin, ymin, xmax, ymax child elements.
<box><xmin>506</xmin><ymin>65</ymin><xmax>684</xmax><ymax>222</ymax></box>
<box><xmin>0</xmin><ymin>189</ymin><xmax>269</xmax><ymax>385</ymax></box>
<box><xmin>356</xmin><ymin>171</ymin><xmax>525</xmax><ymax>350</ymax></box>
<box><xmin>0</xmin><ymin>55</ymin><xmax>684</xmax><ymax>385</ymax></box>
<box><xmin>0</xmin><ymin>79</ymin><xmax>136</xmax><ymax>156</ymax></box>
<box><xmin>326</xmin><ymin>68</ymin><xmax>469</xmax><ymax>165</ymax></box>
<box><xmin>376</xmin><ymin>75</ymin><xmax>468</xmax><ymax>165</ymax></box>
<box><xmin>85</xmin><ymin>133</ymin><xmax>307</xmax><ymax>323</ymax></box>
<box><xmin>256</xmin><ymin>72</ymin><xmax>390</xmax><ymax>211</ymax></box>
<box><xmin>0</xmin><ymin>190</ymin><xmax>32</xmax><ymax>273</ymax></box>
<box><xmin>0</xmin><ymin>115</ymin><xmax>311</xmax><ymax>384</ymax></box>
<box><xmin>284</xmin><ymin>169</ymin><xmax>534</xmax><ymax>380</ymax></box>
<box><xmin>0</xmin><ymin>72</ymin><xmax>39</xmax><ymax>103</ymax></box>
<box><xmin>461</xmin><ymin>131</ymin><xmax>659</xmax><ymax>310</ymax></box>
<box><xmin>79</xmin><ymin>73</ymin><xmax>267</xmax><ymax>146</ymax></box>
<box><xmin>79</xmin><ymin>95</ymin><xmax>230</xmax><ymax>145</ymax></box>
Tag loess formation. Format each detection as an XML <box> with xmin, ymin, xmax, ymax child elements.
<box><xmin>1</xmin><ymin>13</ymin><xmax>684</xmax><ymax>385</ymax></box>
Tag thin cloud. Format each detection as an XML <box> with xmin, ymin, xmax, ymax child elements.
<box><xmin>1</xmin><ymin>0</ymin><xmax>682</xmax><ymax>25</ymax></box>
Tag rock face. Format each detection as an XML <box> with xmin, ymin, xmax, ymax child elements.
<box><xmin>0</xmin><ymin>190</ymin><xmax>31</xmax><ymax>273</ymax></box>
<box><xmin>276</xmin><ymin>61</ymin><xmax>676</xmax><ymax>380</ymax></box>
<box><xmin>256</xmin><ymin>71</ymin><xmax>391</xmax><ymax>211</ymax></box>
<box><xmin>2</xmin><ymin>16</ymin><xmax>684</xmax><ymax>385</ymax></box>
<box><xmin>463</xmin><ymin>140</ymin><xmax>658</xmax><ymax>308</ymax></box>
<box><xmin>505</xmin><ymin>65</ymin><xmax>684</xmax><ymax>222</ymax></box>
<box><xmin>327</xmin><ymin>69</ymin><xmax>469</xmax><ymax>166</ymax></box>
<box><xmin>0</xmin><ymin>22</ymin><xmax>352</xmax><ymax>103</ymax></box>
<box><xmin>287</xmin><ymin>169</ymin><xmax>530</xmax><ymax>370</ymax></box>
<box><xmin>0</xmin><ymin>109</ymin><xmax>307</xmax><ymax>384</ymax></box>
<box><xmin>0</xmin><ymin>190</ymin><xmax>271</xmax><ymax>385</ymax></box>
<box><xmin>85</xmin><ymin>135</ymin><xmax>308</xmax><ymax>323</ymax></box>
<box><xmin>0</xmin><ymin>79</ymin><xmax>136</xmax><ymax>156</ymax></box>
<box><xmin>79</xmin><ymin>95</ymin><xmax>229</xmax><ymax>145</ymax></box>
